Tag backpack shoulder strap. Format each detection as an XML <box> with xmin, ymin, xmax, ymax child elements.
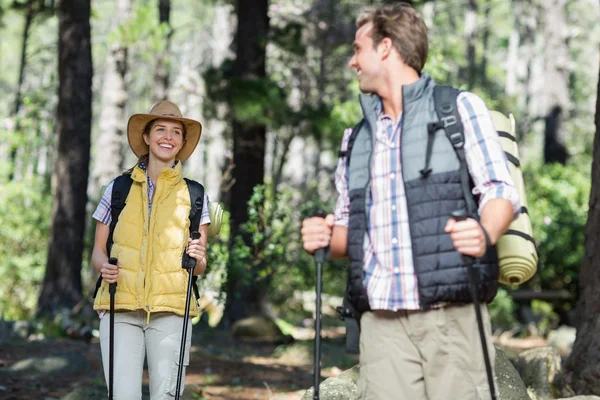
<box><xmin>106</xmin><ymin>173</ymin><xmax>133</xmax><ymax>255</ymax></box>
<box><xmin>183</xmin><ymin>178</ymin><xmax>205</xmax><ymax>301</ymax></box>
<box><xmin>432</xmin><ymin>85</ymin><xmax>478</xmax><ymax>216</ymax></box>
<box><xmin>94</xmin><ymin>173</ymin><xmax>132</xmax><ymax>300</ymax></box>
<box><xmin>339</xmin><ymin>119</ymin><xmax>365</xmax><ymax>167</ymax></box>
<box><xmin>184</xmin><ymin>178</ymin><xmax>205</xmax><ymax>234</ymax></box>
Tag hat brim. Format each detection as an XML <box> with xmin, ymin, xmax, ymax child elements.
<box><xmin>127</xmin><ymin>114</ymin><xmax>202</xmax><ymax>162</ymax></box>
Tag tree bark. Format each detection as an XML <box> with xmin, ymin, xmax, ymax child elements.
<box><xmin>461</xmin><ymin>0</ymin><xmax>478</xmax><ymax>89</ymax></box>
<box><xmin>519</xmin><ymin>0</ymin><xmax>538</xmax><ymax>140</ymax></box>
<box><xmin>9</xmin><ymin>0</ymin><xmax>35</xmax><ymax>181</ymax></box>
<box><xmin>479</xmin><ymin>0</ymin><xmax>491</xmax><ymax>88</ymax></box>
<box><xmin>221</xmin><ymin>0</ymin><xmax>270</xmax><ymax>328</ymax></box>
<box><xmin>151</xmin><ymin>0</ymin><xmax>171</xmax><ymax>103</ymax></box>
<box><xmin>558</xmin><ymin>58</ymin><xmax>600</xmax><ymax>396</ymax></box>
<box><xmin>91</xmin><ymin>0</ymin><xmax>131</xmax><ymax>190</ymax></box>
<box><xmin>542</xmin><ymin>0</ymin><xmax>570</xmax><ymax>163</ymax></box>
<box><xmin>505</xmin><ymin>0</ymin><xmax>521</xmax><ymax>96</ymax></box>
<box><xmin>37</xmin><ymin>0</ymin><xmax>93</xmax><ymax>318</ymax></box>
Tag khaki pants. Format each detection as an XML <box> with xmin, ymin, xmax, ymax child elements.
<box><xmin>99</xmin><ymin>310</ymin><xmax>192</xmax><ymax>400</ymax></box>
<box><xmin>357</xmin><ymin>304</ymin><xmax>496</xmax><ymax>400</ymax></box>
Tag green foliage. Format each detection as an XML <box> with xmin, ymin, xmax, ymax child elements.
<box><xmin>216</xmin><ymin>183</ymin><xmax>345</xmax><ymax>309</ymax></box>
<box><xmin>531</xmin><ymin>299</ymin><xmax>560</xmax><ymax>333</ymax></box>
<box><xmin>0</xmin><ymin>178</ymin><xmax>52</xmax><ymax>320</ymax></box>
<box><xmin>270</xmin><ymin>22</ymin><xmax>305</xmax><ymax>57</ymax></box>
<box><xmin>523</xmin><ymin>163</ymin><xmax>590</xmax><ymax>299</ymax></box>
<box><xmin>107</xmin><ymin>4</ymin><xmax>171</xmax><ymax>53</ymax></box>
<box><xmin>488</xmin><ymin>288</ymin><xmax>517</xmax><ymax>330</ymax></box>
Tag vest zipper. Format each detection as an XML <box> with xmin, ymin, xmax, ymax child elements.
<box><xmin>146</xmin><ymin>305</ymin><xmax>151</xmax><ymax>325</ymax></box>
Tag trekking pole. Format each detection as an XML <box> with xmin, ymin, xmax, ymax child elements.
<box><xmin>311</xmin><ymin>211</ymin><xmax>329</xmax><ymax>400</ymax></box>
<box><xmin>175</xmin><ymin>231</ymin><xmax>200</xmax><ymax>400</ymax></box>
<box><xmin>108</xmin><ymin>257</ymin><xmax>118</xmax><ymax>400</ymax></box>
<box><xmin>451</xmin><ymin>211</ymin><xmax>497</xmax><ymax>400</ymax></box>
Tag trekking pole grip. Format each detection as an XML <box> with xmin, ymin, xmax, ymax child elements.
<box><xmin>186</xmin><ymin>231</ymin><xmax>201</xmax><ymax>270</ymax></box>
<box><xmin>108</xmin><ymin>257</ymin><xmax>118</xmax><ymax>294</ymax></box>
<box><xmin>312</xmin><ymin>211</ymin><xmax>329</xmax><ymax>264</ymax></box>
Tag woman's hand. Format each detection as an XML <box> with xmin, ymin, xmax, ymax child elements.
<box><xmin>187</xmin><ymin>236</ymin><xmax>207</xmax><ymax>275</ymax></box>
<box><xmin>101</xmin><ymin>259</ymin><xmax>122</xmax><ymax>284</ymax></box>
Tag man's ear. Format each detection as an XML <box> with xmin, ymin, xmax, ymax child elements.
<box><xmin>380</xmin><ymin>37</ymin><xmax>393</xmax><ymax>60</ymax></box>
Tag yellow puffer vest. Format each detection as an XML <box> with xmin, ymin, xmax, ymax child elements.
<box><xmin>93</xmin><ymin>162</ymin><xmax>199</xmax><ymax>320</ymax></box>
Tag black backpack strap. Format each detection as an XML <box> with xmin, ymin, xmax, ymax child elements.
<box><xmin>335</xmin><ymin>293</ymin><xmax>361</xmax><ymax>354</ymax></box>
<box><xmin>93</xmin><ymin>173</ymin><xmax>133</xmax><ymax>299</ymax></box>
<box><xmin>107</xmin><ymin>174</ymin><xmax>134</xmax><ymax>255</ymax></box>
<box><xmin>432</xmin><ymin>86</ymin><xmax>478</xmax><ymax>216</ymax></box>
<box><xmin>336</xmin><ymin>119</ymin><xmax>365</xmax><ymax>354</ymax></box>
<box><xmin>183</xmin><ymin>178</ymin><xmax>205</xmax><ymax>300</ymax></box>
<box><xmin>340</xmin><ymin>119</ymin><xmax>365</xmax><ymax>167</ymax></box>
<box><xmin>184</xmin><ymin>178</ymin><xmax>205</xmax><ymax>236</ymax></box>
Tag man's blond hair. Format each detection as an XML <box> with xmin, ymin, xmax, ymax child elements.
<box><xmin>357</xmin><ymin>2</ymin><xmax>428</xmax><ymax>73</ymax></box>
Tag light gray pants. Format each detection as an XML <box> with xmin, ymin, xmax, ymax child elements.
<box><xmin>99</xmin><ymin>310</ymin><xmax>192</xmax><ymax>400</ymax></box>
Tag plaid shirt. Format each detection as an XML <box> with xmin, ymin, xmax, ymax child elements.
<box><xmin>334</xmin><ymin>92</ymin><xmax>520</xmax><ymax>311</ymax></box>
<box><xmin>93</xmin><ymin>163</ymin><xmax>211</xmax><ymax>227</ymax></box>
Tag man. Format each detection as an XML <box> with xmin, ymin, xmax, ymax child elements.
<box><xmin>301</xmin><ymin>3</ymin><xmax>520</xmax><ymax>400</ymax></box>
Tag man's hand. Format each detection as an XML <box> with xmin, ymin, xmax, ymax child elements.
<box><xmin>445</xmin><ymin>217</ymin><xmax>487</xmax><ymax>258</ymax></box>
<box><xmin>301</xmin><ymin>214</ymin><xmax>335</xmax><ymax>254</ymax></box>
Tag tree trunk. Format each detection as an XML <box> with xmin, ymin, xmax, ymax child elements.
<box><xmin>462</xmin><ymin>0</ymin><xmax>478</xmax><ymax>89</ymax></box>
<box><xmin>37</xmin><ymin>0</ymin><xmax>93</xmax><ymax>318</ymax></box>
<box><xmin>505</xmin><ymin>0</ymin><xmax>521</xmax><ymax>96</ymax></box>
<box><xmin>542</xmin><ymin>0</ymin><xmax>570</xmax><ymax>164</ymax></box>
<box><xmin>152</xmin><ymin>0</ymin><xmax>171</xmax><ymax>103</ymax></box>
<box><xmin>91</xmin><ymin>0</ymin><xmax>131</xmax><ymax>190</ymax></box>
<box><xmin>519</xmin><ymin>0</ymin><xmax>538</xmax><ymax>140</ymax></box>
<box><xmin>9</xmin><ymin>0</ymin><xmax>35</xmax><ymax>181</ymax></box>
<box><xmin>479</xmin><ymin>0</ymin><xmax>491</xmax><ymax>88</ymax></box>
<box><xmin>558</xmin><ymin>59</ymin><xmax>600</xmax><ymax>396</ymax></box>
<box><xmin>221</xmin><ymin>0</ymin><xmax>270</xmax><ymax>328</ymax></box>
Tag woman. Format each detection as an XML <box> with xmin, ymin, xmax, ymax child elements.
<box><xmin>91</xmin><ymin>100</ymin><xmax>210</xmax><ymax>399</ymax></box>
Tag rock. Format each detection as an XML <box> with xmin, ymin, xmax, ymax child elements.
<box><xmin>12</xmin><ymin>320</ymin><xmax>32</xmax><ymax>340</ymax></box>
<box><xmin>231</xmin><ymin>317</ymin><xmax>284</xmax><ymax>341</ymax></box>
<box><xmin>63</xmin><ymin>383</ymin><xmax>203</xmax><ymax>400</ymax></box>
<box><xmin>301</xmin><ymin>348</ymin><xmax>529</xmax><ymax>400</ymax></box>
<box><xmin>495</xmin><ymin>347</ymin><xmax>531</xmax><ymax>400</ymax></box>
<box><xmin>556</xmin><ymin>397</ymin><xmax>600</xmax><ymax>400</ymax></box>
<box><xmin>302</xmin><ymin>365</ymin><xmax>360</xmax><ymax>400</ymax></box>
<box><xmin>0</xmin><ymin>351</ymin><xmax>88</xmax><ymax>377</ymax></box>
<box><xmin>0</xmin><ymin>319</ymin><xmax>13</xmax><ymax>344</ymax></box>
<box><xmin>516</xmin><ymin>346</ymin><xmax>561</xmax><ymax>399</ymax></box>
<box><xmin>62</xmin><ymin>385</ymin><xmax>106</xmax><ymax>400</ymax></box>
<box><xmin>547</xmin><ymin>325</ymin><xmax>577</xmax><ymax>357</ymax></box>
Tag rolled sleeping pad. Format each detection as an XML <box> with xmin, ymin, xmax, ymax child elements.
<box><xmin>489</xmin><ymin>111</ymin><xmax>538</xmax><ymax>285</ymax></box>
<box><xmin>207</xmin><ymin>201</ymin><xmax>224</xmax><ymax>238</ymax></box>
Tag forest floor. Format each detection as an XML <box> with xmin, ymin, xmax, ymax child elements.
<box><xmin>0</xmin><ymin>320</ymin><xmax>358</xmax><ymax>400</ymax></box>
<box><xmin>0</xmin><ymin>304</ymin><xmax>556</xmax><ymax>400</ymax></box>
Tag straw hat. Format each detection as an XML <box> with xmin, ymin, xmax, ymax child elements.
<box><xmin>127</xmin><ymin>100</ymin><xmax>202</xmax><ymax>162</ymax></box>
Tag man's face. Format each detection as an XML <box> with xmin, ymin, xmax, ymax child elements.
<box><xmin>348</xmin><ymin>22</ymin><xmax>384</xmax><ymax>94</ymax></box>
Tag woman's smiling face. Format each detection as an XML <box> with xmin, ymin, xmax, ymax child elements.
<box><xmin>143</xmin><ymin>119</ymin><xmax>186</xmax><ymax>164</ymax></box>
